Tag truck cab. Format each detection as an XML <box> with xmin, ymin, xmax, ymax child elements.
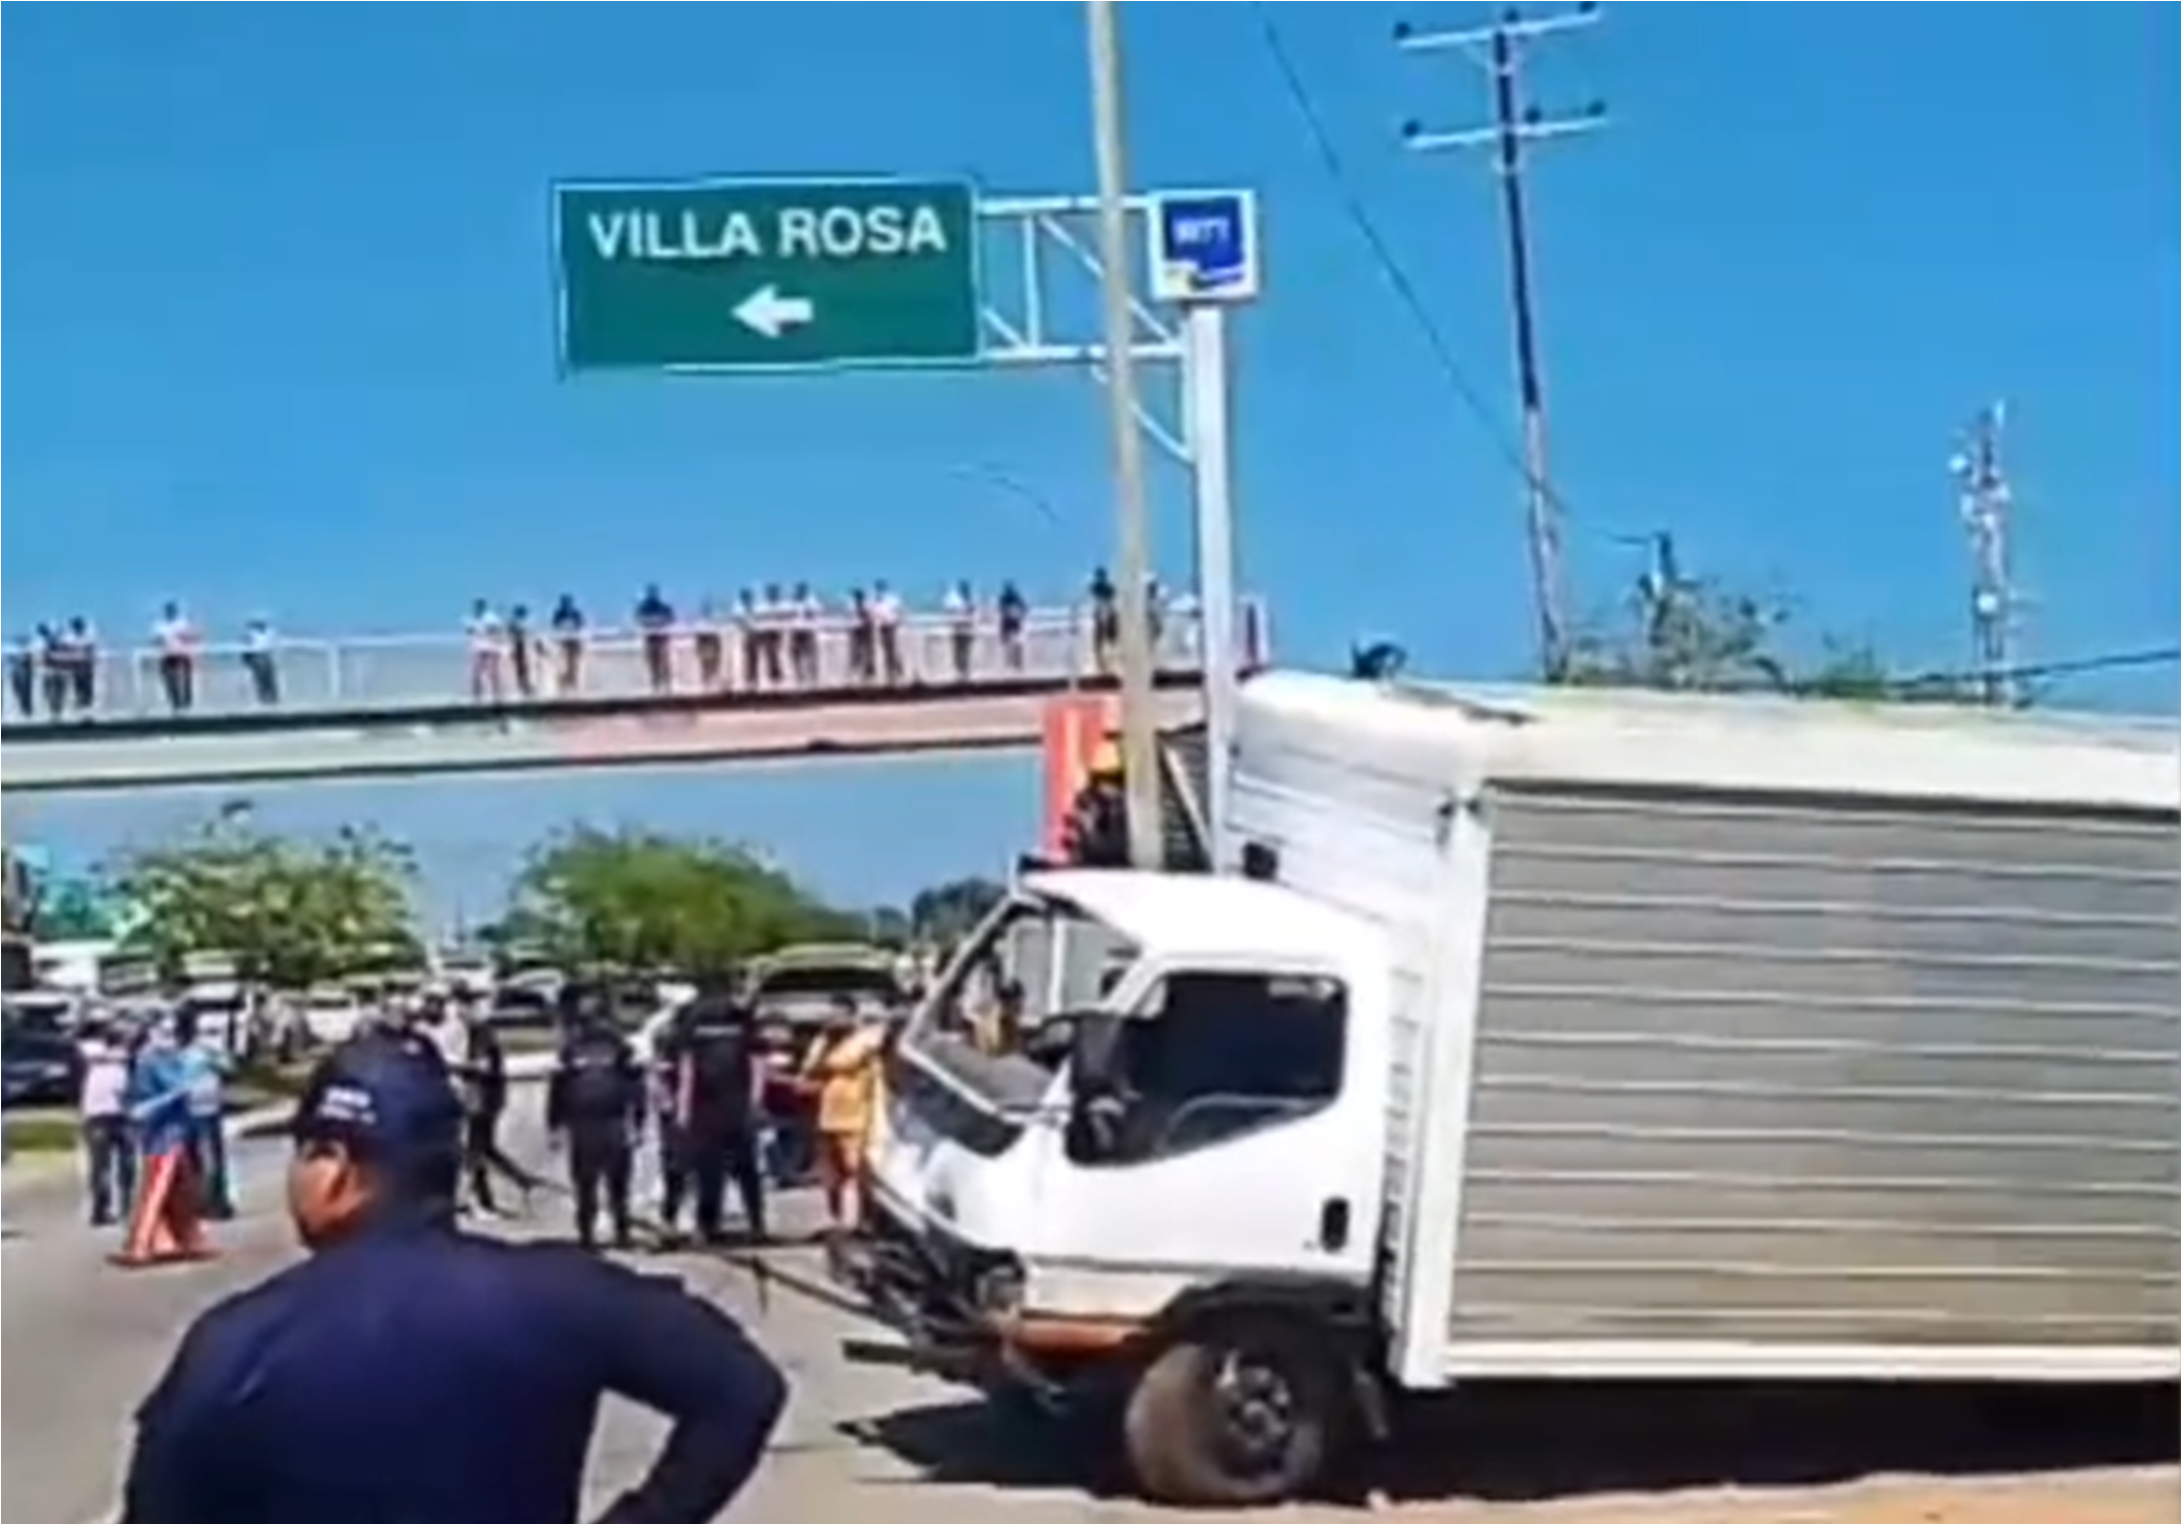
<box><xmin>868</xmin><ymin>867</ymin><xmax>1402</xmax><ymax>1502</ymax></box>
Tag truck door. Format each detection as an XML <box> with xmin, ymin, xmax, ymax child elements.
<box><xmin>1028</xmin><ymin>962</ymin><xmax>1373</xmax><ymax>1313</ymax></box>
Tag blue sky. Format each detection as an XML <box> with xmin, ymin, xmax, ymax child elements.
<box><xmin>5</xmin><ymin>4</ymin><xmax>2176</xmax><ymax>922</ymax></box>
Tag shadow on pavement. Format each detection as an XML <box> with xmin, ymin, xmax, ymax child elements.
<box><xmin>840</xmin><ymin>1396</ymin><xmax>1133</xmax><ymax>1497</ymax></box>
<box><xmin>847</xmin><ymin>1380</ymin><xmax>2179</xmax><ymax>1507</ymax></box>
<box><xmin>1366</xmin><ymin>1380</ymin><xmax>2180</xmax><ymax>1505</ymax></box>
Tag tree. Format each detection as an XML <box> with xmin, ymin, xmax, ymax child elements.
<box><xmin>32</xmin><ymin>880</ymin><xmax>116</xmax><ymax>942</ymax></box>
<box><xmin>909</xmin><ymin>875</ymin><xmax>1008</xmax><ymax>945</ymax></box>
<box><xmin>1</xmin><ymin>853</ymin><xmax>24</xmax><ymax>940</ymax></box>
<box><xmin>1562</xmin><ymin>573</ymin><xmax>1795</xmax><ymax>694</ymax></box>
<box><xmin>500</xmin><ymin>827</ymin><xmax>857</xmax><ymax>977</ymax></box>
<box><xmin>1560</xmin><ymin>542</ymin><xmax>1965</xmax><ymax>703</ymax></box>
<box><xmin>109</xmin><ymin>816</ymin><xmax>421</xmax><ymax>989</ymax></box>
<box><xmin>863</xmin><ymin>906</ymin><xmax>914</xmax><ymax>948</ymax></box>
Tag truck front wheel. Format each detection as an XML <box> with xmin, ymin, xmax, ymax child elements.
<box><xmin>1121</xmin><ymin>1321</ymin><xmax>1342</xmax><ymax>1507</ymax></box>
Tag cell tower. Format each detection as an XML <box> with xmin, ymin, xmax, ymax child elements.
<box><xmin>1951</xmin><ymin>402</ymin><xmax>2020</xmax><ymax>707</ymax></box>
<box><xmin>1396</xmin><ymin>4</ymin><xmax>1608</xmax><ymax>682</ymax></box>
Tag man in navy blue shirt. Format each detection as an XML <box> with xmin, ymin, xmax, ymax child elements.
<box><xmin>120</xmin><ymin>1028</ymin><xmax>788</xmax><ymax>1523</ymax></box>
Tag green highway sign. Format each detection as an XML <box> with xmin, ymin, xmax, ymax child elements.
<box><xmin>554</xmin><ymin>177</ymin><xmax>982</xmax><ymax>373</ymax></box>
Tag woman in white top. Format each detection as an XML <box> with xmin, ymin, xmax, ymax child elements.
<box><xmin>941</xmin><ymin>582</ymin><xmax>975</xmax><ymax>683</ymax></box>
<box><xmin>465</xmin><ymin>600</ymin><xmax>506</xmax><ymax>703</ymax></box>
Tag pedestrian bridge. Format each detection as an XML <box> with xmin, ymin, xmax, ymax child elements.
<box><xmin>0</xmin><ymin>602</ymin><xmax>1267</xmax><ymax>794</ymax></box>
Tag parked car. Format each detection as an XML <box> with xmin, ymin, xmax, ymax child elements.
<box><xmin>2</xmin><ymin>1024</ymin><xmax>79</xmax><ymax>1108</ymax></box>
<box><xmin>744</xmin><ymin>943</ymin><xmax>909</xmax><ymax>1044</ymax></box>
<box><xmin>2</xmin><ymin>989</ymin><xmax>89</xmax><ymax>1035</ymax></box>
<box><xmin>300</xmin><ymin>986</ymin><xmax>366</xmax><ymax>1047</ymax></box>
<box><xmin>484</xmin><ymin>985</ymin><xmax>557</xmax><ymax>1032</ymax></box>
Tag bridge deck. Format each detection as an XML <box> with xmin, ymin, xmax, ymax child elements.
<box><xmin>2</xmin><ymin>601</ymin><xmax>1264</xmax><ymax>741</ymax></box>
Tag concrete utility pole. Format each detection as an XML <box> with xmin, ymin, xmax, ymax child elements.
<box><xmin>1397</xmin><ymin>4</ymin><xmax>1606</xmax><ymax>683</ymax></box>
<box><xmin>1084</xmin><ymin>0</ymin><xmax>1166</xmax><ymax>868</ymax></box>
<box><xmin>1952</xmin><ymin>401</ymin><xmax>2021</xmax><ymax>706</ymax></box>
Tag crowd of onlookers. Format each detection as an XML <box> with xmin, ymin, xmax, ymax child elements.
<box><xmin>7</xmin><ymin>602</ymin><xmax>286</xmax><ymax>722</ymax></box>
<box><xmin>7</xmin><ymin>569</ymin><xmax>1204</xmax><ymax>723</ymax></box>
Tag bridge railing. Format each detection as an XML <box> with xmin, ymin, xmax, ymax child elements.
<box><xmin>4</xmin><ymin>600</ymin><xmax>1270</xmax><ymax>726</ymax></box>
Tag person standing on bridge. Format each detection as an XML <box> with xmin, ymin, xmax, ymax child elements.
<box><xmin>506</xmin><ymin>603</ymin><xmax>539</xmax><ymax>700</ymax></box>
<box><xmin>7</xmin><ymin>631</ymin><xmax>35</xmax><ymax>718</ymax></box>
<box><xmin>1087</xmin><ymin>566</ymin><xmax>1119</xmax><ymax>675</ymax></box>
<box><xmin>871</xmin><ymin>579</ymin><xmax>906</xmax><ymax>685</ymax></box>
<box><xmin>846</xmin><ymin>588</ymin><xmax>876</xmax><ymax>685</ymax></box>
<box><xmin>465</xmin><ymin>599</ymin><xmax>505</xmax><ymax>704</ymax></box>
<box><xmin>119</xmin><ymin>1028</ymin><xmax>787</xmax><ymax>1523</ymax></box>
<box><xmin>550</xmin><ymin>593</ymin><xmax>587</xmax><ymax>695</ymax></box>
<box><xmin>61</xmin><ymin>615</ymin><xmax>100</xmax><ymax>714</ymax></box>
<box><xmin>998</xmin><ymin>579</ymin><xmax>1029</xmax><ymax>672</ymax></box>
<box><xmin>756</xmin><ymin>583</ymin><xmax>790</xmax><ymax>689</ymax></box>
<box><xmin>788</xmin><ymin>581</ymin><xmax>823</xmax><ymax>687</ymax></box>
<box><xmin>242</xmin><ymin>617</ymin><xmax>281</xmax><ymax>707</ymax></box>
<box><xmin>943</xmin><ymin>580</ymin><xmax>976</xmax><ymax>683</ymax></box>
<box><xmin>151</xmin><ymin>601</ymin><xmax>199</xmax><ymax>715</ymax></box>
<box><xmin>635</xmin><ymin>583</ymin><xmax>677</xmax><ymax>696</ymax></box>
<box><xmin>691</xmin><ymin>599</ymin><xmax>727</xmax><ymax>691</ymax></box>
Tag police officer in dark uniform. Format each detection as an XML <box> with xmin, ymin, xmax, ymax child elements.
<box><xmin>655</xmin><ymin>988</ymin><xmax>768</xmax><ymax>1247</ymax></box>
<box><xmin>458</xmin><ymin>1009</ymin><xmax>541</xmax><ymax>1216</ymax></box>
<box><xmin>120</xmin><ymin>1028</ymin><xmax>787</xmax><ymax>1523</ymax></box>
<box><xmin>547</xmin><ymin>985</ymin><xmax>646</xmax><ymax>1251</ymax></box>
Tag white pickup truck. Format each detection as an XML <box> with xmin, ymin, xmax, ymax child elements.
<box><xmin>860</xmin><ymin>670</ymin><xmax>2181</xmax><ymax>1506</ymax></box>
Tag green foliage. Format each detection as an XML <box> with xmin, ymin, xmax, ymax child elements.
<box><xmin>498</xmin><ymin>826</ymin><xmax>858</xmax><ymax>976</ymax></box>
<box><xmin>108</xmin><ymin>815</ymin><xmax>421</xmax><ymax>989</ymax></box>
<box><xmin>909</xmin><ymin>875</ymin><xmax>1008</xmax><ymax>945</ymax></box>
<box><xmin>2</xmin><ymin>850</ymin><xmax>31</xmax><ymax>939</ymax></box>
<box><xmin>1562</xmin><ymin>575</ymin><xmax>1794</xmax><ymax>693</ymax></box>
<box><xmin>864</xmin><ymin>906</ymin><xmax>914</xmax><ymax>948</ymax></box>
<box><xmin>3</xmin><ymin>1115</ymin><xmax>81</xmax><ymax>1153</ymax></box>
<box><xmin>33</xmin><ymin>880</ymin><xmax>117</xmax><ymax>942</ymax></box>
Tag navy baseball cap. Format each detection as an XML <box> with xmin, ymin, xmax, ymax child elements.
<box><xmin>290</xmin><ymin>1029</ymin><xmax>464</xmax><ymax>1165</ymax></box>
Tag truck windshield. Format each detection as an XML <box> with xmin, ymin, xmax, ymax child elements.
<box><xmin>899</xmin><ymin>892</ymin><xmax>1139</xmax><ymax>1120</ymax></box>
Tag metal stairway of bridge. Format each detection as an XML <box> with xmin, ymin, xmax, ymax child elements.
<box><xmin>1155</xmin><ymin>724</ymin><xmax>1213</xmax><ymax>873</ymax></box>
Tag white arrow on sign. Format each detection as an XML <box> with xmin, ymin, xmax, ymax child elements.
<box><xmin>733</xmin><ymin>284</ymin><xmax>816</xmax><ymax>340</ymax></box>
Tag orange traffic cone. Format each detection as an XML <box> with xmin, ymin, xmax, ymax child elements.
<box><xmin>109</xmin><ymin>1146</ymin><xmax>215</xmax><ymax>1269</ymax></box>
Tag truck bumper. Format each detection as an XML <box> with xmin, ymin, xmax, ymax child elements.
<box><xmin>848</xmin><ymin>1202</ymin><xmax>1072</xmax><ymax>1408</ymax></box>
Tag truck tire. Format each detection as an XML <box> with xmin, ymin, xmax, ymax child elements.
<box><xmin>1122</xmin><ymin>1321</ymin><xmax>1339</xmax><ymax>1507</ymax></box>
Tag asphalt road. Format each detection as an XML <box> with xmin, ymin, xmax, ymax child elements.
<box><xmin>5</xmin><ymin>1090</ymin><xmax>2172</xmax><ymax>1524</ymax></box>
<box><xmin>0</xmin><ymin>1087</ymin><xmax>1126</xmax><ymax>1524</ymax></box>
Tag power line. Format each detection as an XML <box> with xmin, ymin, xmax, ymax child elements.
<box><xmin>1257</xmin><ymin>9</ymin><xmax>2165</xmax><ymax>712</ymax></box>
<box><xmin>1252</xmin><ymin>10</ymin><xmax>1582</xmax><ymax>529</ymax></box>
<box><xmin>1988</xmin><ymin>644</ymin><xmax>2177</xmax><ymax>687</ymax></box>
<box><xmin>1839</xmin><ymin>644</ymin><xmax>2178</xmax><ymax>708</ymax></box>
<box><xmin>1396</xmin><ymin>3</ymin><xmax>1609</xmax><ymax>682</ymax></box>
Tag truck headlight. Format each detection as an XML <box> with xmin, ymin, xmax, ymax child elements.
<box><xmin>973</xmin><ymin>1262</ymin><xmax>1026</xmax><ymax>1320</ymax></box>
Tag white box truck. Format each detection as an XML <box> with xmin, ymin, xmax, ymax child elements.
<box><xmin>861</xmin><ymin>671</ymin><xmax>2180</xmax><ymax>1506</ymax></box>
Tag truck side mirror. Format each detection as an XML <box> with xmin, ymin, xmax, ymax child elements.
<box><xmin>1062</xmin><ymin>1011</ymin><xmax>1125</xmax><ymax>1164</ymax></box>
<box><xmin>1067</xmin><ymin>1010</ymin><xmax>1122</xmax><ymax>1096</ymax></box>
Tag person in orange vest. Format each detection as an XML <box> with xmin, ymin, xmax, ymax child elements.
<box><xmin>799</xmin><ymin>996</ymin><xmax>886</xmax><ymax>1238</ymax></box>
<box><xmin>1061</xmin><ymin>740</ymin><xmax>1132</xmax><ymax>868</ymax></box>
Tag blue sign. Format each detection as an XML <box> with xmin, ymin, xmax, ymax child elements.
<box><xmin>1147</xmin><ymin>190</ymin><xmax>1260</xmax><ymax>306</ymax></box>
